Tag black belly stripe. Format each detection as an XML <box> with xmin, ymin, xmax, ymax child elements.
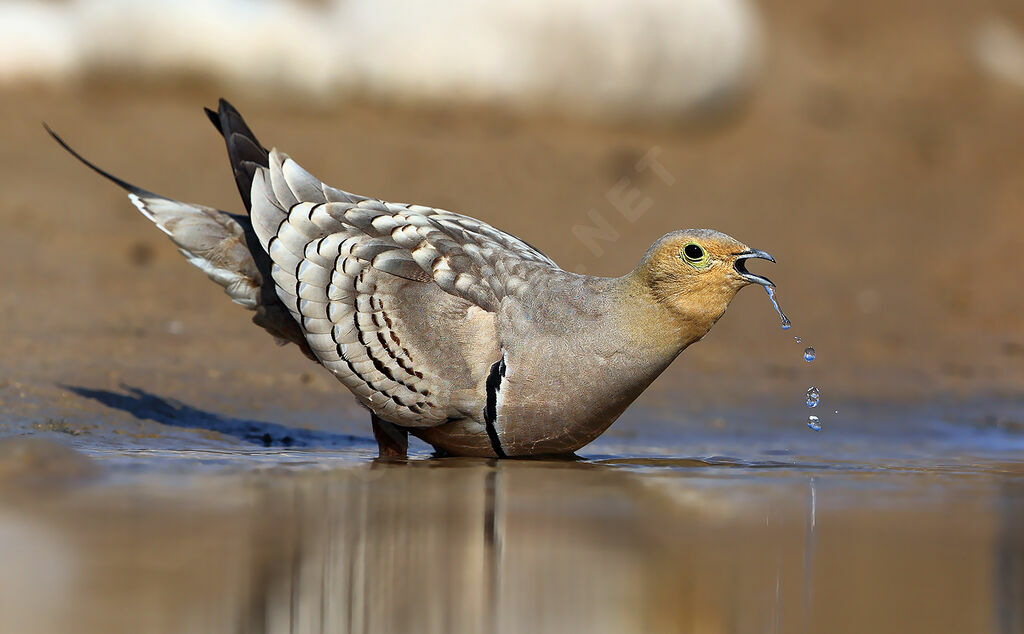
<box><xmin>483</xmin><ymin>356</ymin><xmax>507</xmax><ymax>458</ymax></box>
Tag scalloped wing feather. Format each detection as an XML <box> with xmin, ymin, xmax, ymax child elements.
<box><xmin>248</xmin><ymin>150</ymin><xmax>548</xmax><ymax>426</ymax></box>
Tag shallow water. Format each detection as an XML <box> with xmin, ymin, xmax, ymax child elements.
<box><xmin>1</xmin><ymin>398</ymin><xmax>1022</xmax><ymax>634</ymax></box>
<box><xmin>2</xmin><ymin>80</ymin><xmax>1024</xmax><ymax>633</ymax></box>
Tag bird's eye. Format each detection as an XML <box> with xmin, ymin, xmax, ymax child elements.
<box><xmin>681</xmin><ymin>242</ymin><xmax>708</xmax><ymax>267</ymax></box>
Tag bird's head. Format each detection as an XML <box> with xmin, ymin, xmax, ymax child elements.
<box><xmin>634</xmin><ymin>229</ymin><xmax>775</xmax><ymax>335</ymax></box>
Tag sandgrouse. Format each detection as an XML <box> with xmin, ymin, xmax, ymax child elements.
<box><xmin>48</xmin><ymin>100</ymin><xmax>776</xmax><ymax>459</ymax></box>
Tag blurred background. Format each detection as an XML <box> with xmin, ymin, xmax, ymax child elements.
<box><xmin>1</xmin><ymin>0</ymin><xmax>1022</xmax><ymax>402</ymax></box>
<box><xmin>0</xmin><ymin>1</ymin><xmax>1023</xmax><ymax>632</ymax></box>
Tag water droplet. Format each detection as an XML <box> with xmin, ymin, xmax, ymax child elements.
<box><xmin>807</xmin><ymin>415</ymin><xmax>821</xmax><ymax>431</ymax></box>
<box><xmin>764</xmin><ymin>286</ymin><xmax>791</xmax><ymax>330</ymax></box>
<box><xmin>803</xmin><ymin>347</ymin><xmax>816</xmax><ymax>362</ymax></box>
<box><xmin>806</xmin><ymin>386</ymin><xmax>820</xmax><ymax>408</ymax></box>
<box><xmin>833</xmin><ymin>409</ymin><xmax>839</xmax><ymax>415</ymax></box>
<box><xmin>794</xmin><ymin>336</ymin><xmax>802</xmax><ymax>344</ymax></box>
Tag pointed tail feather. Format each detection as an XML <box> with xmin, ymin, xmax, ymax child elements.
<box><xmin>46</xmin><ymin>124</ymin><xmax>313</xmax><ymax>358</ymax></box>
<box><xmin>202</xmin><ymin>100</ymin><xmax>283</xmax><ymax>322</ymax></box>
<box><xmin>46</xmin><ymin>124</ymin><xmax>261</xmax><ymax>306</ymax></box>
<box><xmin>204</xmin><ymin>98</ymin><xmax>269</xmax><ymax>213</ymax></box>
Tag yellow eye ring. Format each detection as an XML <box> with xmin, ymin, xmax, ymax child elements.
<box><xmin>680</xmin><ymin>242</ymin><xmax>709</xmax><ymax>268</ymax></box>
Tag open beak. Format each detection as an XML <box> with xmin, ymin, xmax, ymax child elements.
<box><xmin>733</xmin><ymin>249</ymin><xmax>776</xmax><ymax>287</ymax></box>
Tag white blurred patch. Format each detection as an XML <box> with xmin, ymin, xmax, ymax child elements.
<box><xmin>0</xmin><ymin>0</ymin><xmax>761</xmax><ymax>120</ymax></box>
<box><xmin>973</xmin><ymin>16</ymin><xmax>1024</xmax><ymax>89</ymax></box>
<box><xmin>0</xmin><ymin>2</ymin><xmax>80</xmax><ymax>82</ymax></box>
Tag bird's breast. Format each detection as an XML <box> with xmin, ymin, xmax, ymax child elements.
<box><xmin>491</xmin><ymin>336</ymin><xmax>672</xmax><ymax>456</ymax></box>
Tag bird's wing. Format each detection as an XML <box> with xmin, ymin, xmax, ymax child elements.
<box><xmin>252</xmin><ymin>150</ymin><xmax>557</xmax><ymax>310</ymax></box>
<box><xmin>249</xmin><ymin>150</ymin><xmax>553</xmax><ymax>426</ymax></box>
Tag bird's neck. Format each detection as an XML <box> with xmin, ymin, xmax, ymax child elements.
<box><xmin>611</xmin><ymin>268</ymin><xmax>727</xmax><ymax>359</ymax></box>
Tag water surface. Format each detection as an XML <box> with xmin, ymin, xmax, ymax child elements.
<box><xmin>2</xmin><ymin>398</ymin><xmax>1021</xmax><ymax>634</ymax></box>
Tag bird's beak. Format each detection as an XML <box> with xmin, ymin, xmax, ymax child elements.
<box><xmin>733</xmin><ymin>249</ymin><xmax>776</xmax><ymax>287</ymax></box>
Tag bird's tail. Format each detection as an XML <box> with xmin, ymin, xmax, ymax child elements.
<box><xmin>203</xmin><ymin>98</ymin><xmax>269</xmax><ymax>214</ymax></box>
<box><xmin>46</xmin><ymin>123</ymin><xmax>313</xmax><ymax>358</ymax></box>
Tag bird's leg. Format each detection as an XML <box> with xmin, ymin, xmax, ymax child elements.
<box><xmin>371</xmin><ymin>414</ymin><xmax>408</xmax><ymax>459</ymax></box>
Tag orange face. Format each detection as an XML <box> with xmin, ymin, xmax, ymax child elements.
<box><xmin>640</xmin><ymin>229</ymin><xmax>775</xmax><ymax>333</ymax></box>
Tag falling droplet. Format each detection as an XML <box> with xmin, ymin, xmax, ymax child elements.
<box><xmin>833</xmin><ymin>409</ymin><xmax>839</xmax><ymax>415</ymax></box>
<box><xmin>806</xmin><ymin>386</ymin><xmax>820</xmax><ymax>408</ymax></box>
<box><xmin>803</xmin><ymin>347</ymin><xmax>816</xmax><ymax>362</ymax></box>
<box><xmin>807</xmin><ymin>415</ymin><xmax>821</xmax><ymax>431</ymax></box>
<box><xmin>764</xmin><ymin>286</ymin><xmax>791</xmax><ymax>330</ymax></box>
<box><xmin>794</xmin><ymin>336</ymin><xmax>802</xmax><ymax>344</ymax></box>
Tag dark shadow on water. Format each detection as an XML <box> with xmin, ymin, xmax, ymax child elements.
<box><xmin>63</xmin><ymin>385</ymin><xmax>371</xmax><ymax>449</ymax></box>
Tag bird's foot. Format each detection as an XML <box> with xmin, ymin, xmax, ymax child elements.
<box><xmin>371</xmin><ymin>415</ymin><xmax>408</xmax><ymax>460</ymax></box>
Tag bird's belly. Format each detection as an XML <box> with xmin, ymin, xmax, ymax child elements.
<box><xmin>410</xmin><ymin>419</ymin><xmax>498</xmax><ymax>457</ymax></box>
<box><xmin>495</xmin><ymin>374</ymin><xmax>639</xmax><ymax>456</ymax></box>
<box><xmin>494</xmin><ymin>336</ymin><xmax>673</xmax><ymax>455</ymax></box>
<box><xmin>414</xmin><ymin>332</ymin><xmax>674</xmax><ymax>458</ymax></box>
<box><xmin>410</xmin><ymin>363</ymin><xmax>644</xmax><ymax>457</ymax></box>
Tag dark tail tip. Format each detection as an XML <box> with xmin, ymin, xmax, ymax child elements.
<box><xmin>204</xmin><ymin>107</ymin><xmax>221</xmax><ymax>133</ymax></box>
<box><xmin>44</xmin><ymin>122</ymin><xmax>150</xmax><ymax>195</ymax></box>
<box><xmin>218</xmin><ymin>97</ymin><xmax>242</xmax><ymax>117</ymax></box>
<box><xmin>43</xmin><ymin>122</ymin><xmax>69</xmax><ymax>151</ymax></box>
<box><xmin>205</xmin><ymin>98</ymin><xmax>269</xmax><ymax>213</ymax></box>
<box><xmin>205</xmin><ymin>98</ymin><xmax>245</xmax><ymax>137</ymax></box>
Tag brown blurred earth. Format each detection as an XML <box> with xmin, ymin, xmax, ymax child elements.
<box><xmin>1</xmin><ymin>1</ymin><xmax>1023</xmax><ymax>422</ymax></box>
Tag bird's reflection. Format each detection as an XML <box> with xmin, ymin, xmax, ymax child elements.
<box><xmin>241</xmin><ymin>460</ymin><xmax>701</xmax><ymax>633</ymax></box>
<box><xmin>996</xmin><ymin>478</ymin><xmax>1024</xmax><ymax>634</ymax></box>
<box><xmin>2</xmin><ymin>445</ymin><xmax>1021</xmax><ymax>634</ymax></box>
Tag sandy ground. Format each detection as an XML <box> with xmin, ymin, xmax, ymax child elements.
<box><xmin>2</xmin><ymin>5</ymin><xmax>1023</xmax><ymax>431</ymax></box>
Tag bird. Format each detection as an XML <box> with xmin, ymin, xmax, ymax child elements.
<box><xmin>47</xmin><ymin>99</ymin><xmax>776</xmax><ymax>459</ymax></box>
